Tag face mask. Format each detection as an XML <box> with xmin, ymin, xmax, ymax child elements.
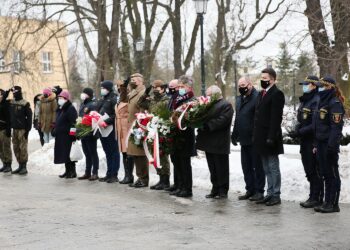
<box><xmin>178</xmin><ymin>88</ymin><xmax>186</xmax><ymax>96</ymax></box>
<box><xmin>260</xmin><ymin>80</ymin><xmax>270</xmax><ymax>89</ymax></box>
<box><xmin>101</xmin><ymin>88</ymin><xmax>109</xmax><ymax>96</ymax></box>
<box><xmin>58</xmin><ymin>98</ymin><xmax>66</xmax><ymax>106</ymax></box>
<box><xmin>153</xmin><ymin>90</ymin><xmax>161</xmax><ymax>96</ymax></box>
<box><xmin>168</xmin><ymin>88</ymin><xmax>177</xmax><ymax>95</ymax></box>
<box><xmin>80</xmin><ymin>93</ymin><xmax>88</xmax><ymax>101</ymax></box>
<box><xmin>302</xmin><ymin>85</ymin><xmax>311</xmax><ymax>93</ymax></box>
<box><xmin>239</xmin><ymin>87</ymin><xmax>249</xmax><ymax>96</ymax></box>
<box><xmin>318</xmin><ymin>87</ymin><xmax>326</xmax><ymax>92</ymax></box>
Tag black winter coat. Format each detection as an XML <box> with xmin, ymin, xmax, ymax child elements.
<box><xmin>96</xmin><ymin>92</ymin><xmax>118</xmax><ymax>126</ymax></box>
<box><xmin>54</xmin><ymin>101</ymin><xmax>78</xmax><ymax>164</ymax></box>
<box><xmin>196</xmin><ymin>99</ymin><xmax>234</xmax><ymax>154</ymax></box>
<box><xmin>10</xmin><ymin>99</ymin><xmax>32</xmax><ymax>131</ymax></box>
<box><xmin>79</xmin><ymin>98</ymin><xmax>96</xmax><ymax>117</ymax></box>
<box><xmin>253</xmin><ymin>84</ymin><xmax>285</xmax><ymax>155</ymax></box>
<box><xmin>232</xmin><ymin>88</ymin><xmax>259</xmax><ymax>146</ymax></box>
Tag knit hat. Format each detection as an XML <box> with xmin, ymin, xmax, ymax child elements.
<box><xmin>58</xmin><ymin>90</ymin><xmax>71</xmax><ymax>100</ymax></box>
<box><xmin>52</xmin><ymin>85</ymin><xmax>62</xmax><ymax>95</ymax></box>
<box><xmin>43</xmin><ymin>87</ymin><xmax>52</xmax><ymax>95</ymax></box>
<box><xmin>82</xmin><ymin>87</ymin><xmax>94</xmax><ymax>98</ymax></box>
<box><xmin>101</xmin><ymin>80</ymin><xmax>114</xmax><ymax>91</ymax></box>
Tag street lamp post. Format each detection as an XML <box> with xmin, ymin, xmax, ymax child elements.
<box><xmin>232</xmin><ymin>54</ymin><xmax>239</xmax><ymax>102</ymax></box>
<box><xmin>193</xmin><ymin>0</ymin><xmax>209</xmax><ymax>96</ymax></box>
<box><xmin>135</xmin><ymin>38</ymin><xmax>144</xmax><ymax>73</ymax></box>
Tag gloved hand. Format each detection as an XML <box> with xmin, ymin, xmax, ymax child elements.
<box><xmin>145</xmin><ymin>85</ymin><xmax>152</xmax><ymax>96</ymax></box>
<box><xmin>266</xmin><ymin>138</ymin><xmax>274</xmax><ymax>147</ymax></box>
<box><xmin>24</xmin><ymin>130</ymin><xmax>29</xmax><ymax>140</ymax></box>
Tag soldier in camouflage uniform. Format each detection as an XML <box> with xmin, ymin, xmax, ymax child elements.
<box><xmin>9</xmin><ymin>86</ymin><xmax>32</xmax><ymax>175</ymax></box>
<box><xmin>138</xmin><ymin>80</ymin><xmax>171</xmax><ymax>190</ymax></box>
<box><xmin>0</xmin><ymin>89</ymin><xmax>12</xmax><ymax>173</ymax></box>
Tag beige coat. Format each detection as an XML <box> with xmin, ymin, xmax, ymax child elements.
<box><xmin>115</xmin><ymin>102</ymin><xmax>129</xmax><ymax>153</ymax></box>
<box><xmin>39</xmin><ymin>93</ymin><xmax>57</xmax><ymax>133</ymax></box>
<box><xmin>127</xmin><ymin>85</ymin><xmax>146</xmax><ymax>156</ymax></box>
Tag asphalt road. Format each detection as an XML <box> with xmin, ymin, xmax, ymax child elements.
<box><xmin>1</xmin><ymin>173</ymin><xmax>350</xmax><ymax>250</ymax></box>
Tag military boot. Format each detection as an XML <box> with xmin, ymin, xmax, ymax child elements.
<box><xmin>12</xmin><ymin>165</ymin><xmax>23</xmax><ymax>174</ymax></box>
<box><xmin>155</xmin><ymin>175</ymin><xmax>170</xmax><ymax>190</ymax></box>
<box><xmin>0</xmin><ymin>164</ymin><xmax>6</xmax><ymax>172</ymax></box>
<box><xmin>120</xmin><ymin>156</ymin><xmax>134</xmax><ymax>184</ymax></box>
<box><xmin>1</xmin><ymin>163</ymin><xmax>12</xmax><ymax>173</ymax></box>
<box><xmin>18</xmin><ymin>163</ymin><xmax>28</xmax><ymax>175</ymax></box>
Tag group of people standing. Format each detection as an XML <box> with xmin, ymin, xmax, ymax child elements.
<box><xmin>0</xmin><ymin>67</ymin><xmax>345</xmax><ymax>213</ymax></box>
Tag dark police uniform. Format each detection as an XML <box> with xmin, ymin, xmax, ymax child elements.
<box><xmin>313</xmin><ymin>77</ymin><xmax>344</xmax><ymax>213</ymax></box>
<box><xmin>295</xmin><ymin>85</ymin><xmax>323</xmax><ymax>208</ymax></box>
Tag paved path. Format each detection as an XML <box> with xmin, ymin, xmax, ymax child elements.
<box><xmin>1</xmin><ymin>174</ymin><xmax>350</xmax><ymax>249</ymax></box>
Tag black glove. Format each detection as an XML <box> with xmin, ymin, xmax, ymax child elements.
<box><xmin>289</xmin><ymin>130</ymin><xmax>299</xmax><ymax>139</ymax></box>
<box><xmin>266</xmin><ymin>138</ymin><xmax>274</xmax><ymax>147</ymax></box>
<box><xmin>123</xmin><ymin>77</ymin><xmax>130</xmax><ymax>87</ymax></box>
<box><xmin>145</xmin><ymin>85</ymin><xmax>152</xmax><ymax>96</ymax></box>
<box><xmin>6</xmin><ymin>129</ymin><xmax>11</xmax><ymax>138</ymax></box>
<box><xmin>24</xmin><ymin>130</ymin><xmax>29</xmax><ymax>140</ymax></box>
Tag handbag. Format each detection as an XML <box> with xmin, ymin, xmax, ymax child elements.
<box><xmin>70</xmin><ymin>141</ymin><xmax>84</xmax><ymax>161</ymax></box>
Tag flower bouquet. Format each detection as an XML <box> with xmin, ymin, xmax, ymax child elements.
<box><xmin>129</xmin><ymin>112</ymin><xmax>153</xmax><ymax>147</ymax></box>
<box><xmin>75</xmin><ymin>111</ymin><xmax>101</xmax><ymax>139</ymax></box>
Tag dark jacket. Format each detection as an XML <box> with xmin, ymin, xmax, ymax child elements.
<box><xmin>296</xmin><ymin>89</ymin><xmax>319</xmax><ymax>139</ymax></box>
<box><xmin>313</xmin><ymin>89</ymin><xmax>344</xmax><ymax>151</ymax></box>
<box><xmin>196</xmin><ymin>98</ymin><xmax>234</xmax><ymax>154</ymax></box>
<box><xmin>0</xmin><ymin>99</ymin><xmax>11</xmax><ymax>135</ymax></box>
<box><xmin>253</xmin><ymin>84</ymin><xmax>285</xmax><ymax>155</ymax></box>
<box><xmin>10</xmin><ymin>99</ymin><xmax>32</xmax><ymax>131</ymax></box>
<box><xmin>96</xmin><ymin>92</ymin><xmax>118</xmax><ymax>126</ymax></box>
<box><xmin>79</xmin><ymin>98</ymin><xmax>96</xmax><ymax>117</ymax></box>
<box><xmin>54</xmin><ymin>101</ymin><xmax>78</xmax><ymax>164</ymax></box>
<box><xmin>232</xmin><ymin>88</ymin><xmax>259</xmax><ymax>146</ymax></box>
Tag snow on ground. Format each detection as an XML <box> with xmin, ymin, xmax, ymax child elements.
<box><xmin>27</xmin><ymin>130</ymin><xmax>350</xmax><ymax>204</ymax></box>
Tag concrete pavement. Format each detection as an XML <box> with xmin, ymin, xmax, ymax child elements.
<box><xmin>1</xmin><ymin>174</ymin><xmax>350</xmax><ymax>249</ymax></box>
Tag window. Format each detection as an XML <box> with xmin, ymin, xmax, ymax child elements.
<box><xmin>42</xmin><ymin>52</ymin><xmax>52</xmax><ymax>73</ymax></box>
<box><xmin>0</xmin><ymin>51</ymin><xmax>6</xmax><ymax>72</ymax></box>
<box><xmin>13</xmin><ymin>50</ymin><xmax>23</xmax><ymax>73</ymax></box>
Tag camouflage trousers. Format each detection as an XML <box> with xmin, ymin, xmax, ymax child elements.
<box><xmin>0</xmin><ymin>129</ymin><xmax>12</xmax><ymax>164</ymax></box>
<box><xmin>158</xmin><ymin>154</ymin><xmax>170</xmax><ymax>176</ymax></box>
<box><xmin>12</xmin><ymin>129</ymin><xmax>28</xmax><ymax>164</ymax></box>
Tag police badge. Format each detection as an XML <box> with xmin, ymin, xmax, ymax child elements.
<box><xmin>302</xmin><ymin>108</ymin><xmax>311</xmax><ymax>120</ymax></box>
<box><xmin>319</xmin><ymin>108</ymin><xmax>328</xmax><ymax>120</ymax></box>
<box><xmin>332</xmin><ymin>113</ymin><xmax>342</xmax><ymax>123</ymax></box>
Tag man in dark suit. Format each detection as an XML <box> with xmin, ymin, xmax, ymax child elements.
<box><xmin>232</xmin><ymin>77</ymin><xmax>265</xmax><ymax>201</ymax></box>
<box><xmin>253</xmin><ymin>68</ymin><xmax>285</xmax><ymax>206</ymax></box>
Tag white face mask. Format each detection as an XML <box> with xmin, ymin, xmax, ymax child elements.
<box><xmin>101</xmin><ymin>88</ymin><xmax>109</xmax><ymax>96</ymax></box>
<box><xmin>80</xmin><ymin>93</ymin><xmax>88</xmax><ymax>101</ymax></box>
<box><xmin>58</xmin><ymin>98</ymin><xmax>66</xmax><ymax>106</ymax></box>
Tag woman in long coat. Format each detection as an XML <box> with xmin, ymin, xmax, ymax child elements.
<box><xmin>39</xmin><ymin>88</ymin><xmax>57</xmax><ymax>143</ymax></box>
<box><xmin>54</xmin><ymin>90</ymin><xmax>78</xmax><ymax>178</ymax></box>
<box><xmin>116</xmin><ymin>80</ymin><xmax>134</xmax><ymax>184</ymax></box>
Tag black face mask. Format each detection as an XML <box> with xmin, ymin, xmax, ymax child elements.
<box><xmin>260</xmin><ymin>80</ymin><xmax>270</xmax><ymax>89</ymax></box>
<box><xmin>239</xmin><ymin>87</ymin><xmax>249</xmax><ymax>96</ymax></box>
<box><xmin>168</xmin><ymin>88</ymin><xmax>177</xmax><ymax>95</ymax></box>
<box><xmin>13</xmin><ymin>91</ymin><xmax>23</xmax><ymax>101</ymax></box>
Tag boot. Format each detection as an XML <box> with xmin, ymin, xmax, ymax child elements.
<box><xmin>59</xmin><ymin>164</ymin><xmax>68</xmax><ymax>178</ymax></box>
<box><xmin>66</xmin><ymin>163</ymin><xmax>77</xmax><ymax>178</ymax></box>
<box><xmin>18</xmin><ymin>163</ymin><xmax>28</xmax><ymax>175</ymax></box>
<box><xmin>150</xmin><ymin>176</ymin><xmax>162</xmax><ymax>190</ymax></box>
<box><xmin>12</xmin><ymin>165</ymin><xmax>24</xmax><ymax>174</ymax></box>
<box><xmin>165</xmin><ymin>185</ymin><xmax>177</xmax><ymax>192</ymax></box>
<box><xmin>120</xmin><ymin>156</ymin><xmax>134</xmax><ymax>184</ymax></box>
<box><xmin>0</xmin><ymin>164</ymin><xmax>5</xmax><ymax>172</ymax></box>
<box><xmin>1</xmin><ymin>163</ymin><xmax>12</xmax><ymax>173</ymax></box>
<box><xmin>155</xmin><ymin>175</ymin><xmax>170</xmax><ymax>190</ymax></box>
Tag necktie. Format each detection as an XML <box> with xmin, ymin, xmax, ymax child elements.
<box><xmin>262</xmin><ymin>90</ymin><xmax>267</xmax><ymax>98</ymax></box>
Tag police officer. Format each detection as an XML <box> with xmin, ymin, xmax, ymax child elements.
<box><xmin>0</xmin><ymin>89</ymin><xmax>12</xmax><ymax>173</ymax></box>
<box><xmin>313</xmin><ymin>76</ymin><xmax>345</xmax><ymax>213</ymax></box>
<box><xmin>9</xmin><ymin>86</ymin><xmax>32</xmax><ymax>175</ymax></box>
<box><xmin>138</xmin><ymin>79</ymin><xmax>171</xmax><ymax>190</ymax></box>
<box><xmin>290</xmin><ymin>75</ymin><xmax>323</xmax><ymax>208</ymax></box>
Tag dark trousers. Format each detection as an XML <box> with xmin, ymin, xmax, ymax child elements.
<box><xmin>170</xmin><ymin>154</ymin><xmax>179</xmax><ymax>187</ymax></box>
<box><xmin>38</xmin><ymin>129</ymin><xmax>44</xmax><ymax>146</ymax></box>
<box><xmin>81</xmin><ymin>136</ymin><xmax>99</xmax><ymax>175</ymax></box>
<box><xmin>300</xmin><ymin>138</ymin><xmax>323</xmax><ymax>201</ymax></box>
<box><xmin>133</xmin><ymin>155</ymin><xmax>149</xmax><ymax>184</ymax></box>
<box><xmin>100</xmin><ymin>130</ymin><xmax>120</xmax><ymax>177</ymax></box>
<box><xmin>317</xmin><ymin>141</ymin><xmax>341</xmax><ymax>205</ymax></box>
<box><xmin>205</xmin><ymin>152</ymin><xmax>229</xmax><ymax>195</ymax></box>
<box><xmin>171</xmin><ymin>153</ymin><xmax>192</xmax><ymax>191</ymax></box>
<box><xmin>241</xmin><ymin>145</ymin><xmax>265</xmax><ymax>194</ymax></box>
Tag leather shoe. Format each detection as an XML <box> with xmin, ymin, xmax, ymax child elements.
<box><xmin>314</xmin><ymin>203</ymin><xmax>325</xmax><ymax>212</ymax></box>
<box><xmin>78</xmin><ymin>174</ymin><xmax>91</xmax><ymax>180</ymax></box>
<box><xmin>169</xmin><ymin>189</ymin><xmax>181</xmax><ymax>196</ymax></box>
<box><xmin>164</xmin><ymin>185</ymin><xmax>177</xmax><ymax>192</ymax></box>
<box><xmin>318</xmin><ymin>203</ymin><xmax>340</xmax><ymax>213</ymax></box>
<box><xmin>106</xmin><ymin>176</ymin><xmax>119</xmax><ymax>183</ymax></box>
<box><xmin>249</xmin><ymin>193</ymin><xmax>264</xmax><ymax>201</ymax></box>
<box><xmin>256</xmin><ymin>195</ymin><xmax>272</xmax><ymax>204</ymax></box>
<box><xmin>265</xmin><ymin>197</ymin><xmax>281</xmax><ymax>206</ymax></box>
<box><xmin>130</xmin><ymin>180</ymin><xmax>148</xmax><ymax>188</ymax></box>
<box><xmin>214</xmin><ymin>194</ymin><xmax>228</xmax><ymax>199</ymax></box>
<box><xmin>99</xmin><ymin>176</ymin><xmax>109</xmax><ymax>182</ymax></box>
<box><xmin>89</xmin><ymin>174</ymin><xmax>99</xmax><ymax>181</ymax></box>
<box><xmin>205</xmin><ymin>193</ymin><xmax>218</xmax><ymax>199</ymax></box>
<box><xmin>176</xmin><ymin>190</ymin><xmax>193</xmax><ymax>198</ymax></box>
<box><xmin>300</xmin><ymin>199</ymin><xmax>321</xmax><ymax>208</ymax></box>
<box><xmin>238</xmin><ymin>191</ymin><xmax>254</xmax><ymax>200</ymax></box>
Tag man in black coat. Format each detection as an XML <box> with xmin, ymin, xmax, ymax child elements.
<box><xmin>0</xmin><ymin>89</ymin><xmax>12</xmax><ymax>173</ymax></box>
<box><xmin>232</xmin><ymin>77</ymin><xmax>265</xmax><ymax>201</ymax></box>
<box><xmin>97</xmin><ymin>80</ymin><xmax>120</xmax><ymax>183</ymax></box>
<box><xmin>197</xmin><ymin>85</ymin><xmax>234</xmax><ymax>199</ymax></box>
<box><xmin>253</xmin><ymin>68</ymin><xmax>285</xmax><ymax>206</ymax></box>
